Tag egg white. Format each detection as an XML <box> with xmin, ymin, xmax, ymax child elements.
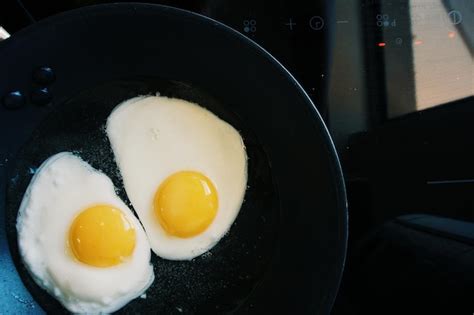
<box><xmin>16</xmin><ymin>152</ymin><xmax>154</xmax><ymax>313</ymax></box>
<box><xmin>106</xmin><ymin>95</ymin><xmax>248</xmax><ymax>260</ymax></box>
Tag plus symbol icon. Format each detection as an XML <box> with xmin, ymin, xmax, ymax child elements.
<box><xmin>285</xmin><ymin>18</ymin><xmax>296</xmax><ymax>31</ymax></box>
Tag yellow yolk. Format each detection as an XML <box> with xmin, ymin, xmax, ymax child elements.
<box><xmin>154</xmin><ymin>171</ymin><xmax>218</xmax><ymax>238</ymax></box>
<box><xmin>68</xmin><ymin>205</ymin><xmax>136</xmax><ymax>267</ymax></box>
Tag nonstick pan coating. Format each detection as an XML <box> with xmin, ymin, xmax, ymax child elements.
<box><xmin>0</xmin><ymin>4</ymin><xmax>347</xmax><ymax>314</ymax></box>
<box><xmin>6</xmin><ymin>78</ymin><xmax>279</xmax><ymax>314</ymax></box>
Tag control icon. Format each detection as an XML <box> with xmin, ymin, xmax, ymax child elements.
<box><xmin>376</xmin><ymin>14</ymin><xmax>396</xmax><ymax>27</ymax></box>
<box><xmin>448</xmin><ymin>10</ymin><xmax>462</xmax><ymax>25</ymax></box>
<box><xmin>285</xmin><ymin>18</ymin><xmax>296</xmax><ymax>31</ymax></box>
<box><xmin>243</xmin><ymin>19</ymin><xmax>256</xmax><ymax>33</ymax></box>
<box><xmin>309</xmin><ymin>16</ymin><xmax>324</xmax><ymax>31</ymax></box>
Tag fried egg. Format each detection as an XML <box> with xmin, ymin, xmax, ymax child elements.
<box><xmin>106</xmin><ymin>95</ymin><xmax>247</xmax><ymax>260</ymax></box>
<box><xmin>16</xmin><ymin>152</ymin><xmax>154</xmax><ymax>313</ymax></box>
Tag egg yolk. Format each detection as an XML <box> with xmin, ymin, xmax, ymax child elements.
<box><xmin>68</xmin><ymin>205</ymin><xmax>136</xmax><ymax>267</ymax></box>
<box><xmin>154</xmin><ymin>171</ymin><xmax>218</xmax><ymax>238</ymax></box>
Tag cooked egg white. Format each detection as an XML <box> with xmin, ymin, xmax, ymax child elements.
<box><xmin>16</xmin><ymin>152</ymin><xmax>154</xmax><ymax>313</ymax></box>
<box><xmin>106</xmin><ymin>95</ymin><xmax>247</xmax><ymax>260</ymax></box>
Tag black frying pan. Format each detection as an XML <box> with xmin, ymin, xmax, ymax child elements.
<box><xmin>0</xmin><ymin>4</ymin><xmax>347</xmax><ymax>314</ymax></box>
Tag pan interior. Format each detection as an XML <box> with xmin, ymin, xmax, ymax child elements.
<box><xmin>5</xmin><ymin>77</ymin><xmax>279</xmax><ymax>314</ymax></box>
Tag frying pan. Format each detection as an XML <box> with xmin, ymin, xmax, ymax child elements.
<box><xmin>0</xmin><ymin>4</ymin><xmax>347</xmax><ymax>314</ymax></box>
